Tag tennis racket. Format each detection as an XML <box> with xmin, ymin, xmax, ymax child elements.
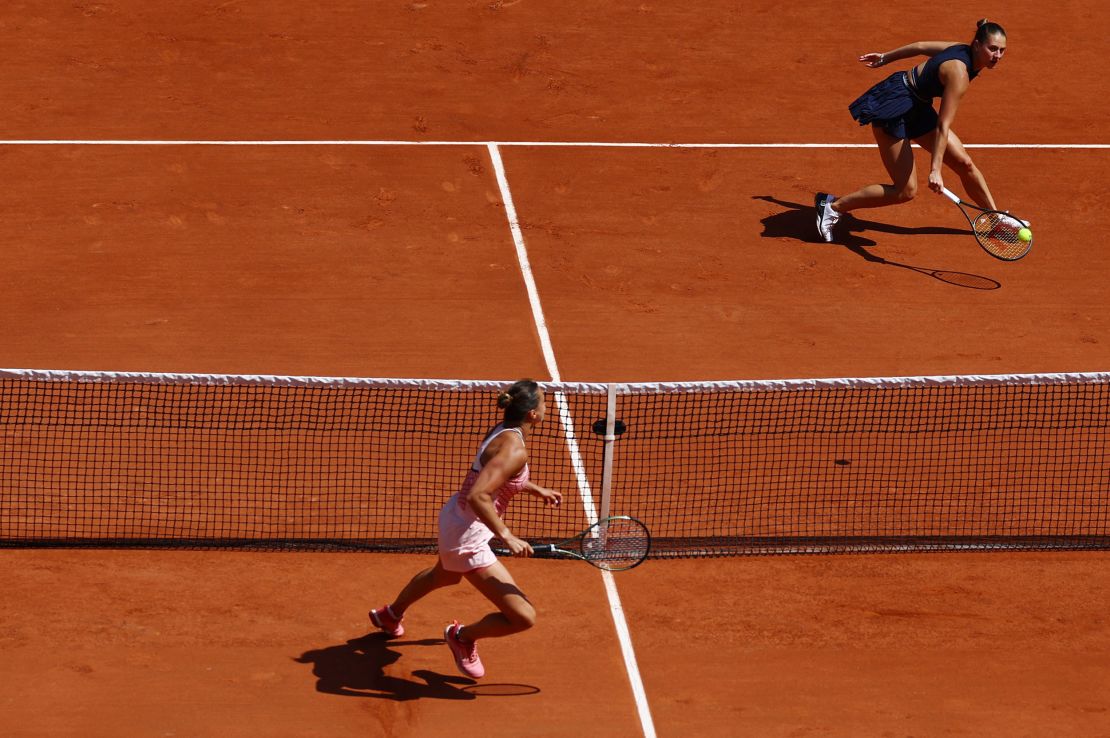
<box><xmin>492</xmin><ymin>516</ymin><xmax>651</xmax><ymax>571</ymax></box>
<box><xmin>940</xmin><ymin>186</ymin><xmax>1032</xmax><ymax>261</ymax></box>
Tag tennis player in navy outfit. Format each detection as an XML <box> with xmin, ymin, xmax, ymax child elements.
<box><xmin>816</xmin><ymin>19</ymin><xmax>1008</xmax><ymax>242</ymax></box>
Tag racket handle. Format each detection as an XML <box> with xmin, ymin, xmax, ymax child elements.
<box><xmin>939</xmin><ymin>186</ymin><xmax>961</xmax><ymax>204</ymax></box>
<box><xmin>492</xmin><ymin>543</ymin><xmax>556</xmax><ymax>556</ymax></box>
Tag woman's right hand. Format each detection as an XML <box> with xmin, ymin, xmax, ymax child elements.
<box><xmin>858</xmin><ymin>52</ymin><xmax>885</xmax><ymax>68</ymax></box>
<box><xmin>928</xmin><ymin>168</ymin><xmax>945</xmax><ymax>194</ymax></box>
<box><xmin>501</xmin><ymin>532</ymin><xmax>534</xmax><ymax>558</ymax></box>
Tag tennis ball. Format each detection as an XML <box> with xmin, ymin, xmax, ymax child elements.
<box><xmin>1018</xmin><ymin>227</ymin><xmax>1032</xmax><ymax>242</ymax></box>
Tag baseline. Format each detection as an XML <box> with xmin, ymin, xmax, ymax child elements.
<box><xmin>1</xmin><ymin>139</ymin><xmax>1108</xmax><ymax>149</ymax></box>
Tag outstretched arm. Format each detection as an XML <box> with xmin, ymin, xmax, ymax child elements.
<box><xmin>859</xmin><ymin>41</ymin><xmax>959</xmax><ymax>68</ymax></box>
<box><xmin>927</xmin><ymin>61</ymin><xmax>970</xmax><ymax>195</ymax></box>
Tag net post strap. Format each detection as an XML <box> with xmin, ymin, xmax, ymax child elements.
<box><xmin>598</xmin><ymin>383</ymin><xmax>618</xmax><ymax>524</ymax></box>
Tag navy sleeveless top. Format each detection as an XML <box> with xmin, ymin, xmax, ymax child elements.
<box><xmin>910</xmin><ymin>44</ymin><xmax>979</xmax><ymax>100</ymax></box>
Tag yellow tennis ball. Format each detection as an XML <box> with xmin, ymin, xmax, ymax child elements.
<box><xmin>1018</xmin><ymin>227</ymin><xmax>1032</xmax><ymax>242</ymax></box>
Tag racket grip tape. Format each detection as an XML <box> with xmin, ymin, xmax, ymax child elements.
<box><xmin>939</xmin><ymin>186</ymin><xmax>961</xmax><ymax>204</ymax></box>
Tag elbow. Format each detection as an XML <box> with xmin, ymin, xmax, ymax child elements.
<box><xmin>469</xmin><ymin>489</ymin><xmax>499</xmax><ymax>515</ymax></box>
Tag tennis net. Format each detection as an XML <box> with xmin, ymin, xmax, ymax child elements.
<box><xmin>1</xmin><ymin>368</ymin><xmax>1108</xmax><ymax>555</ymax></box>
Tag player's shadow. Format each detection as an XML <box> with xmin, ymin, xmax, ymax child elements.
<box><xmin>294</xmin><ymin>632</ymin><xmax>480</xmax><ymax>701</ymax></box>
<box><xmin>753</xmin><ymin>195</ymin><xmax>1000</xmax><ymax>290</ymax></box>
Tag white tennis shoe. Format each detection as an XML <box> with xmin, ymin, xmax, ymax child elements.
<box><xmin>815</xmin><ymin>193</ymin><xmax>841</xmax><ymax>242</ymax></box>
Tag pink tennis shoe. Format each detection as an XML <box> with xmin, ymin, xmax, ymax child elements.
<box><xmin>369</xmin><ymin>605</ymin><xmax>404</xmax><ymax>637</ymax></box>
<box><xmin>444</xmin><ymin>621</ymin><xmax>485</xmax><ymax>679</ymax></box>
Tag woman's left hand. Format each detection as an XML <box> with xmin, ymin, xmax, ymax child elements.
<box><xmin>536</xmin><ymin>487</ymin><xmax>562</xmax><ymax>507</ymax></box>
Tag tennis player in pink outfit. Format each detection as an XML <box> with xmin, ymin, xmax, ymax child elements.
<box><xmin>369</xmin><ymin>379</ymin><xmax>562</xmax><ymax>678</ymax></box>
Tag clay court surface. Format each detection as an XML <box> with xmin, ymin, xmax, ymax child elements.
<box><xmin>2</xmin><ymin>2</ymin><xmax>1110</xmax><ymax>736</ymax></box>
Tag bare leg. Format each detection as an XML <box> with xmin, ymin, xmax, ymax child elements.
<box><xmin>832</xmin><ymin>126</ymin><xmax>918</xmax><ymax>214</ymax></box>
<box><xmin>914</xmin><ymin>128</ymin><xmax>998</xmax><ymax>210</ymax></box>
<box><xmin>390</xmin><ymin>560</ymin><xmax>463</xmax><ymax>616</ymax></box>
<box><xmin>456</xmin><ymin>561</ymin><xmax>536</xmax><ymax>642</ymax></box>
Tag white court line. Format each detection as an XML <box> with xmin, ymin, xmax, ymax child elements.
<box><xmin>479</xmin><ymin>145</ymin><xmax>597</xmax><ymax>527</ymax></box>
<box><xmin>0</xmin><ymin>139</ymin><xmax>1107</xmax><ymax>149</ymax></box>
<box><xmin>487</xmin><ymin>142</ymin><xmax>657</xmax><ymax>738</ymax></box>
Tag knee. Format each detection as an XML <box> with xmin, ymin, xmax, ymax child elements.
<box><xmin>507</xmin><ymin>602</ymin><xmax>536</xmax><ymax>631</ymax></box>
<box><xmin>892</xmin><ymin>180</ymin><xmax>917</xmax><ymax>203</ymax></box>
<box><xmin>952</xmin><ymin>157</ymin><xmax>978</xmax><ymax>179</ymax></box>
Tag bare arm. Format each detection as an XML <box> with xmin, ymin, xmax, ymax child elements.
<box><xmin>859</xmin><ymin>41</ymin><xmax>960</xmax><ymax>68</ymax></box>
<box><xmin>466</xmin><ymin>438</ymin><xmax>534</xmax><ymax>556</ymax></box>
<box><xmin>524</xmin><ymin>480</ymin><xmax>562</xmax><ymax>508</ymax></box>
<box><xmin>927</xmin><ymin>60</ymin><xmax>970</xmax><ymax>193</ymax></box>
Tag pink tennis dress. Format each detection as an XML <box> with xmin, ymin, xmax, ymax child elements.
<box><xmin>438</xmin><ymin>425</ymin><xmax>530</xmax><ymax>573</ymax></box>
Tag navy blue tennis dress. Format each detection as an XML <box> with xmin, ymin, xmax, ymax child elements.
<box><xmin>849</xmin><ymin>44</ymin><xmax>980</xmax><ymax>139</ymax></box>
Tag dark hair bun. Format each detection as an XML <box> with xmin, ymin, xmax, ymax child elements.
<box><xmin>972</xmin><ymin>18</ymin><xmax>1006</xmax><ymax>43</ymax></box>
<box><xmin>497</xmin><ymin>379</ymin><xmax>542</xmax><ymax>423</ymax></box>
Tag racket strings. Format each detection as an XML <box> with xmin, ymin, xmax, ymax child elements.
<box><xmin>582</xmin><ymin>518</ymin><xmax>650</xmax><ymax>570</ymax></box>
<box><xmin>974</xmin><ymin>212</ymin><xmax>1030</xmax><ymax>260</ymax></box>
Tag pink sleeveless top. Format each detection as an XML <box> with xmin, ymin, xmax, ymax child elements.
<box><xmin>456</xmin><ymin>425</ymin><xmax>530</xmax><ymax>517</ymax></box>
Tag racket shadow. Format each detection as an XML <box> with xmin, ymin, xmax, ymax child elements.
<box><xmin>752</xmin><ymin>196</ymin><xmax>999</xmax><ymax>290</ymax></box>
<box><xmin>294</xmin><ymin>632</ymin><xmax>480</xmax><ymax>701</ymax></box>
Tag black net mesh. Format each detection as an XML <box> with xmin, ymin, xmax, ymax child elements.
<box><xmin>1</xmin><ymin>371</ymin><xmax>1107</xmax><ymax>555</ymax></box>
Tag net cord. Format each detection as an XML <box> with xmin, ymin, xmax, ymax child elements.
<box><xmin>3</xmin><ymin>367</ymin><xmax>1107</xmax><ymax>396</ymax></box>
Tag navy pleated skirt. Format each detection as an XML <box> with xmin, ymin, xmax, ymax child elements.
<box><xmin>849</xmin><ymin>72</ymin><xmax>938</xmax><ymax>140</ymax></box>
